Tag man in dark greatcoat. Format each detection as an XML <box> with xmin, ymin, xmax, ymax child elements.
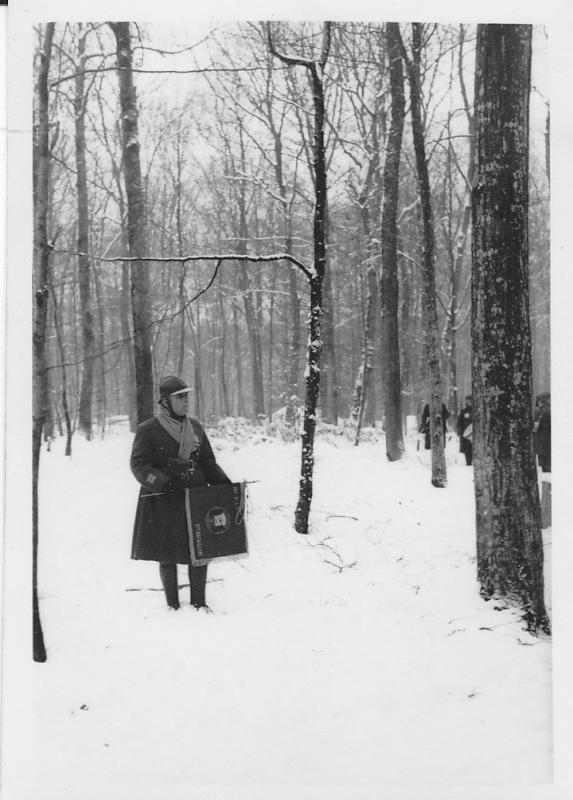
<box><xmin>130</xmin><ymin>376</ymin><xmax>231</xmax><ymax>611</ymax></box>
<box><xmin>456</xmin><ymin>395</ymin><xmax>473</xmax><ymax>466</ymax></box>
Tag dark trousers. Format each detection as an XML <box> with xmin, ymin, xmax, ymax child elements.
<box><xmin>464</xmin><ymin>442</ymin><xmax>473</xmax><ymax>466</ymax></box>
<box><xmin>461</xmin><ymin>439</ymin><xmax>473</xmax><ymax>466</ymax></box>
<box><xmin>159</xmin><ymin>562</ymin><xmax>208</xmax><ymax>609</ymax></box>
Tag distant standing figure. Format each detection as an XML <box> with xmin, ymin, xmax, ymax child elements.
<box><xmin>130</xmin><ymin>376</ymin><xmax>232</xmax><ymax>611</ymax></box>
<box><xmin>456</xmin><ymin>395</ymin><xmax>473</xmax><ymax>466</ymax></box>
<box><xmin>534</xmin><ymin>392</ymin><xmax>551</xmax><ymax>473</ymax></box>
<box><xmin>420</xmin><ymin>402</ymin><xmax>450</xmax><ymax>451</ymax></box>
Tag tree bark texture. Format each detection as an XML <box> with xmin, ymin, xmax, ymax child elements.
<box><xmin>471</xmin><ymin>24</ymin><xmax>549</xmax><ymax>633</ymax></box>
<box><xmin>294</xmin><ymin>58</ymin><xmax>329</xmax><ymax>534</ymax></box>
<box><xmin>273</xmin><ymin>129</ymin><xmax>301</xmax><ymax>428</ymax></box>
<box><xmin>379</xmin><ymin>22</ymin><xmax>405</xmax><ymax>461</ymax></box>
<box><xmin>32</xmin><ymin>21</ymin><xmax>55</xmax><ymax>662</ymax></box>
<box><xmin>120</xmin><ymin>259</ymin><xmax>137</xmax><ymax>431</ymax></box>
<box><xmin>351</xmin><ymin>249</ymin><xmax>377</xmax><ymax>446</ymax></box>
<box><xmin>232</xmin><ymin>301</ymin><xmax>245</xmax><ymax>417</ymax></box>
<box><xmin>238</xmin><ymin>264</ymin><xmax>265</xmax><ymax>419</ymax></box>
<box><xmin>49</xmin><ymin>269</ymin><xmax>73</xmax><ymax>456</ymax></box>
<box><xmin>92</xmin><ymin>264</ymin><xmax>108</xmax><ymax>433</ymax></box>
<box><xmin>236</xmin><ymin>130</ymin><xmax>265</xmax><ymax>419</ymax></box>
<box><xmin>321</xmin><ymin>262</ymin><xmax>338</xmax><ymax>424</ymax></box>
<box><xmin>447</xmin><ymin>27</ymin><xmax>475</xmax><ymax>414</ymax></box>
<box><xmin>285</xmin><ymin>263</ymin><xmax>302</xmax><ymax>427</ymax></box>
<box><xmin>267</xmin><ymin>23</ymin><xmax>331</xmax><ymax>534</ymax></box>
<box><xmin>402</xmin><ymin>23</ymin><xmax>447</xmax><ymax>486</ymax></box>
<box><xmin>110</xmin><ymin>22</ymin><xmax>154</xmax><ymax>424</ymax></box>
<box><xmin>218</xmin><ymin>290</ymin><xmax>230</xmax><ymax>417</ymax></box>
<box><xmin>75</xmin><ymin>28</ymin><xmax>96</xmax><ymax>439</ymax></box>
<box><xmin>351</xmin><ymin>179</ymin><xmax>377</xmax><ymax>445</ymax></box>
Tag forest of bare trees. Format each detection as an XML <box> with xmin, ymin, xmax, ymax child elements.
<box><xmin>32</xmin><ymin>21</ymin><xmax>551</xmax><ymax>657</ymax></box>
<box><xmin>33</xmin><ymin>21</ymin><xmax>550</xmax><ymax>435</ymax></box>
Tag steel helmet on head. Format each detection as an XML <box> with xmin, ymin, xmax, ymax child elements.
<box><xmin>158</xmin><ymin>376</ymin><xmax>192</xmax><ymax>401</ymax></box>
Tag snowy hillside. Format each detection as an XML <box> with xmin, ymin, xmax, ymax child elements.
<box><xmin>2</xmin><ymin>422</ymin><xmax>552</xmax><ymax>797</ymax></box>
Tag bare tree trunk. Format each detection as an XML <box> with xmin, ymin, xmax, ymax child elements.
<box><xmin>120</xmin><ymin>259</ymin><xmax>137</xmax><ymax>429</ymax></box>
<box><xmin>285</xmin><ymin>266</ymin><xmax>302</xmax><ymax>426</ymax></box>
<box><xmin>232</xmin><ymin>300</ymin><xmax>245</xmax><ymax>417</ymax></box>
<box><xmin>186</xmin><ymin>304</ymin><xmax>204</xmax><ymax>419</ymax></box>
<box><xmin>92</xmin><ymin>264</ymin><xmax>108</xmax><ymax>434</ymax></box>
<box><xmin>352</xmin><ymin>204</ymin><xmax>377</xmax><ymax>446</ymax></box>
<box><xmin>75</xmin><ymin>26</ymin><xmax>96</xmax><ymax>439</ymax></box>
<box><xmin>399</xmin><ymin>252</ymin><xmax>414</xmax><ymax>417</ymax></box>
<box><xmin>32</xmin><ymin>21</ymin><xmax>54</xmax><ymax>663</ymax></box>
<box><xmin>296</xmin><ymin>58</ymin><xmax>328</xmax><ymax>532</ymax></box>
<box><xmin>218</xmin><ymin>289</ymin><xmax>230</xmax><ymax>416</ymax></box>
<box><xmin>401</xmin><ymin>23</ymin><xmax>447</xmax><ymax>487</ymax></box>
<box><xmin>110</xmin><ymin>22</ymin><xmax>154</xmax><ymax>424</ymax></box>
<box><xmin>175</xmin><ymin>129</ymin><xmax>187</xmax><ymax>377</ymax></box>
<box><xmin>268</xmin><ymin>23</ymin><xmax>331</xmax><ymax>534</ymax></box>
<box><xmin>273</xmin><ymin>132</ymin><xmax>300</xmax><ymax>427</ymax></box>
<box><xmin>175</xmin><ymin>268</ymin><xmax>186</xmax><ymax>376</ymax></box>
<box><xmin>321</xmin><ymin>264</ymin><xmax>338</xmax><ymax>424</ymax></box>
<box><xmin>236</xmin><ymin>131</ymin><xmax>265</xmax><ymax>419</ymax></box>
<box><xmin>93</xmin><ymin>85</ymin><xmax>136</xmax><ymax>428</ymax></box>
<box><xmin>43</xmin><ymin>371</ymin><xmax>55</xmax><ymax>444</ymax></box>
<box><xmin>472</xmin><ymin>24</ymin><xmax>549</xmax><ymax>634</ymax></box>
<box><xmin>380</xmin><ymin>22</ymin><xmax>406</xmax><ymax>461</ymax></box>
<box><xmin>445</xmin><ymin>25</ymin><xmax>475</xmax><ymax>415</ymax></box>
<box><xmin>268</xmin><ymin>271</ymin><xmax>276</xmax><ymax>415</ymax></box>
<box><xmin>49</xmin><ymin>268</ymin><xmax>73</xmax><ymax>455</ymax></box>
<box><xmin>239</xmin><ymin>264</ymin><xmax>265</xmax><ymax>418</ymax></box>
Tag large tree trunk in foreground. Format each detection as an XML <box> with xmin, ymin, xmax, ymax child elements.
<box><xmin>110</xmin><ymin>22</ymin><xmax>154</xmax><ymax>423</ymax></box>
<box><xmin>32</xmin><ymin>21</ymin><xmax>55</xmax><ymax>663</ymax></box>
<box><xmin>472</xmin><ymin>24</ymin><xmax>549</xmax><ymax>634</ymax></box>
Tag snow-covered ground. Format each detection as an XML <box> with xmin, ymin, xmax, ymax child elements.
<box><xmin>2</xmin><ymin>422</ymin><xmax>553</xmax><ymax>797</ymax></box>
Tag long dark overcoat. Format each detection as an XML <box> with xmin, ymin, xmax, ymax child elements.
<box><xmin>130</xmin><ymin>417</ymin><xmax>230</xmax><ymax>564</ymax></box>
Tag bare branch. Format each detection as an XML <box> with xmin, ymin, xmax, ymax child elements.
<box><xmin>49</xmin><ymin>62</ymin><xmax>283</xmax><ymax>88</ymax></box>
<box><xmin>53</xmin><ymin>249</ymin><xmax>315</xmax><ymax>280</ymax></box>
<box><xmin>266</xmin><ymin>22</ymin><xmax>314</xmax><ymax>68</ymax></box>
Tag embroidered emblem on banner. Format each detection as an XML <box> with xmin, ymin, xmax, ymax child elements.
<box><xmin>205</xmin><ymin>507</ymin><xmax>231</xmax><ymax>535</ymax></box>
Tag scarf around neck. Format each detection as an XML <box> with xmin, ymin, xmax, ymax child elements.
<box><xmin>156</xmin><ymin>408</ymin><xmax>200</xmax><ymax>459</ymax></box>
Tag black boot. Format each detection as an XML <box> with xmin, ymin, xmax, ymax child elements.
<box><xmin>159</xmin><ymin>563</ymin><xmax>180</xmax><ymax>609</ymax></box>
<box><xmin>188</xmin><ymin>564</ymin><xmax>208</xmax><ymax>609</ymax></box>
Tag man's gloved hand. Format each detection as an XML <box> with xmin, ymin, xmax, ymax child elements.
<box><xmin>166</xmin><ymin>457</ymin><xmax>196</xmax><ymax>479</ymax></box>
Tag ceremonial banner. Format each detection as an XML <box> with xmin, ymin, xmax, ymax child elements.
<box><xmin>185</xmin><ymin>482</ymin><xmax>248</xmax><ymax>566</ymax></box>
